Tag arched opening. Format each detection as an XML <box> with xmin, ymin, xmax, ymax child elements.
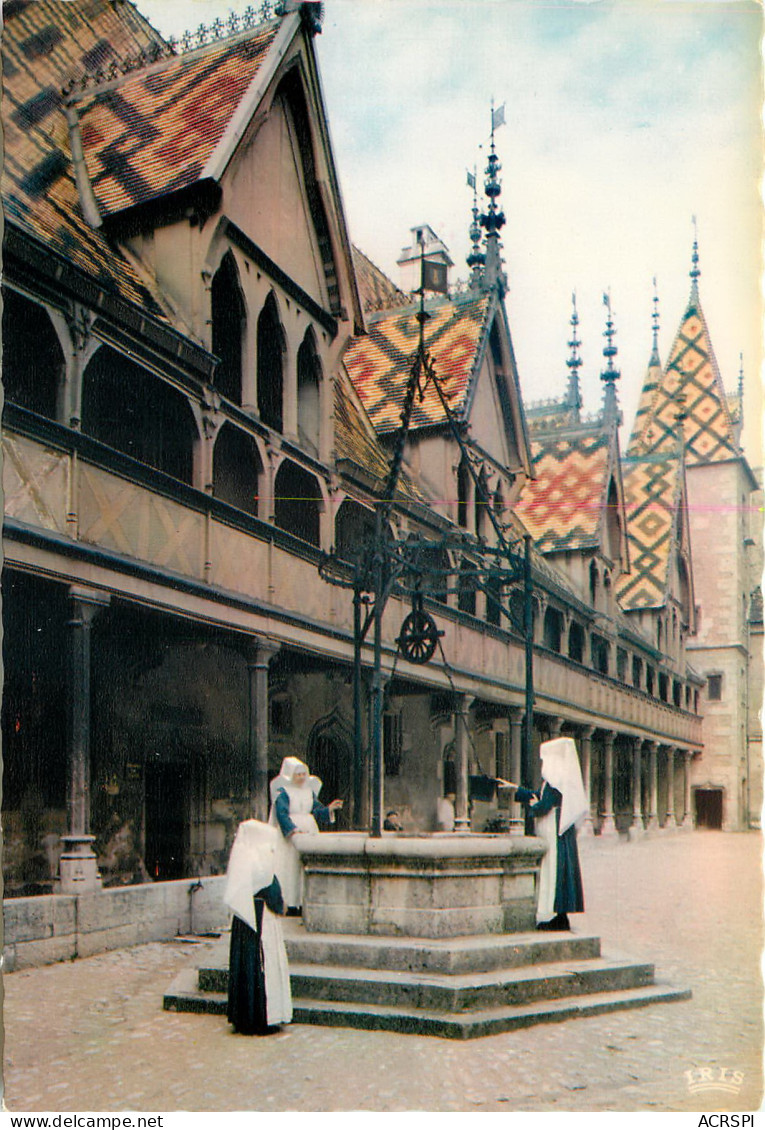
<box><xmin>485</xmin><ymin>572</ymin><xmax>504</xmax><ymax>627</ymax></box>
<box><xmin>493</xmin><ymin>484</ymin><xmax>505</xmax><ymax>520</ymax></box>
<box><xmin>82</xmin><ymin>347</ymin><xmax>196</xmax><ymax>484</ymax></box>
<box><xmin>457</xmin><ymin>459</ymin><xmax>470</xmax><ymax>528</ymax></box>
<box><xmin>543</xmin><ymin>606</ymin><xmax>562</xmax><ymax>652</ymax></box>
<box><xmin>678</xmin><ymin>556</ymin><xmax>691</xmax><ymax>627</ymax></box>
<box><xmin>418</xmin><ymin>545</ymin><xmax>450</xmax><ymax>605</ymax></box>
<box><xmin>274</xmin><ymin>460</ymin><xmax>322</xmax><ymax>546</ymax></box>
<box><xmin>211</xmin><ymin>253</ymin><xmax>245</xmax><ymax>406</ymax></box>
<box><xmin>307</xmin><ymin>712</ymin><xmax>352</xmax><ymax>827</ymax></box>
<box><xmin>212</xmin><ymin>424</ymin><xmax>261</xmax><ymax>516</ymax></box>
<box><xmin>591</xmin><ymin>633</ymin><xmax>609</xmax><ymax>676</ymax></box>
<box><xmin>257</xmin><ymin>292</ymin><xmax>284</xmax><ymax>433</ymax></box>
<box><xmin>458</xmin><ymin>558</ymin><xmax>477</xmax><ymax>615</ymax></box>
<box><xmin>568</xmin><ymin>621</ymin><xmax>585</xmax><ymax>663</ymax></box>
<box><xmin>604</xmin><ymin>477</ymin><xmax>622</xmax><ymax>566</ymax></box>
<box><xmin>475</xmin><ymin>470</ymin><xmax>489</xmax><ymax>538</ymax></box>
<box><xmin>297</xmin><ymin>329</ymin><xmax>321</xmax><ymax>455</ymax></box>
<box><xmin>335</xmin><ymin>499</ymin><xmax>375</xmax><ymax>564</ymax></box>
<box><xmin>2</xmin><ymin>288</ymin><xmax>63</xmax><ymax>419</ymax></box>
<box><xmin>589</xmin><ymin>560</ymin><xmax>598</xmax><ymax>605</ymax></box>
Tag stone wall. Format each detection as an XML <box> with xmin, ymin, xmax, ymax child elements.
<box><xmin>3</xmin><ymin>875</ymin><xmax>228</xmax><ymax>971</ymax></box>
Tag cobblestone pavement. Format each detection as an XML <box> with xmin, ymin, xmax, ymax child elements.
<box><xmin>3</xmin><ymin>831</ymin><xmax>762</xmax><ymax>1113</ymax></box>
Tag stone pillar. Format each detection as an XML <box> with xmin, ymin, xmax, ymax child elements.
<box><xmin>579</xmin><ymin>726</ymin><xmax>595</xmax><ymax>836</ymax></box>
<box><xmin>664</xmin><ymin>746</ymin><xmax>676</xmax><ymax>827</ymax></box>
<box><xmin>628</xmin><ymin>737</ymin><xmax>644</xmax><ymax>841</ymax></box>
<box><xmin>453</xmin><ymin>695</ymin><xmax>471</xmax><ymax>830</ymax></box>
<box><xmin>681</xmin><ymin>751</ymin><xmax>695</xmax><ymax>829</ymax></box>
<box><xmin>508</xmin><ymin>708</ymin><xmax>524</xmax><ymax>834</ymax></box>
<box><xmin>60</xmin><ymin>586</ymin><xmax>110</xmax><ymax>894</ymax></box>
<box><xmin>645</xmin><ymin>741</ymin><xmax>659</xmax><ymax>831</ymax></box>
<box><xmin>546</xmin><ymin>716</ymin><xmax>562</xmax><ymax>739</ymax></box>
<box><xmin>600</xmin><ymin>730</ymin><xmax>618</xmax><ymax>837</ymax></box>
<box><xmin>246</xmin><ymin>638</ymin><xmax>281</xmax><ymax>822</ymax></box>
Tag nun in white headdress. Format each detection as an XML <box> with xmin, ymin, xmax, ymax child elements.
<box><xmin>268</xmin><ymin>756</ymin><xmax>343</xmax><ymax>911</ymax></box>
<box><xmin>224</xmin><ymin>819</ymin><xmax>292</xmax><ymax>1034</ymax></box>
<box><xmin>510</xmin><ymin>737</ymin><xmax>588</xmax><ymax>931</ymax></box>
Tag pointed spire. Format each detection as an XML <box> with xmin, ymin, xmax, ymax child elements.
<box><xmin>600</xmin><ymin>290</ymin><xmax>621</xmax><ymax>429</ymax></box>
<box><xmin>650</xmin><ymin>276</ymin><xmax>661</xmax><ymax>367</ymax></box>
<box><xmin>565</xmin><ymin>292</ymin><xmax>583</xmax><ymax>417</ymax></box>
<box><xmin>479</xmin><ymin>101</ymin><xmax>507</xmax><ymax>296</ymax></box>
<box><xmin>689</xmin><ymin>215</ymin><xmax>700</xmax><ymax>304</ymax></box>
<box><xmin>466</xmin><ymin>164</ymin><xmax>485</xmax><ymax>290</ymax></box>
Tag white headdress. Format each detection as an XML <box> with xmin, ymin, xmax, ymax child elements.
<box><xmin>268</xmin><ymin>756</ymin><xmax>322</xmax><ymax>803</ymax></box>
<box><xmin>539</xmin><ymin>737</ymin><xmax>589</xmax><ymax>833</ymax></box>
<box><xmin>224</xmin><ymin>819</ymin><xmax>279</xmax><ymax>930</ymax></box>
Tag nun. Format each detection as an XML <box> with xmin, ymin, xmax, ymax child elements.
<box><xmin>223</xmin><ymin>819</ymin><xmax>292</xmax><ymax>1035</ymax></box>
<box><xmin>268</xmin><ymin>756</ymin><xmax>343</xmax><ymax>912</ymax></box>
<box><xmin>503</xmin><ymin>737</ymin><xmax>588</xmax><ymax>931</ymax></box>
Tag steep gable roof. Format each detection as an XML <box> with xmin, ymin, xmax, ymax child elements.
<box><xmin>515</xmin><ymin>429</ymin><xmax>616</xmax><ymax>554</ymax></box>
<box><xmin>2</xmin><ymin>0</ymin><xmax>169</xmax><ymax>313</ymax></box>
<box><xmin>344</xmin><ymin>291</ymin><xmax>492</xmax><ymax>434</ymax></box>
<box><xmin>74</xmin><ymin>21</ymin><xmax>283</xmax><ymax>218</ymax></box>
<box><xmin>617</xmin><ymin>453</ymin><xmax>686</xmax><ymax>611</ymax></box>
<box><xmin>352</xmin><ymin>246</ymin><xmax>407</xmax><ymax>314</ymax></box>
<box><xmin>627</xmin><ymin>289</ymin><xmax>740</xmax><ymax>465</ymax></box>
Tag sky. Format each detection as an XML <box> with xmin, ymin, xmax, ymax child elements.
<box><xmin>136</xmin><ymin>0</ymin><xmax>764</xmax><ymax>465</ymax></box>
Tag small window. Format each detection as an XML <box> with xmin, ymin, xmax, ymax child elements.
<box><xmin>707</xmin><ymin>674</ymin><xmax>723</xmax><ymax>701</ymax></box>
<box><xmin>616</xmin><ymin>647</ymin><xmax>627</xmax><ymax>682</ymax></box>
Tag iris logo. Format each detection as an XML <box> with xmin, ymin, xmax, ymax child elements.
<box><xmin>684</xmin><ymin>1067</ymin><xmax>744</xmax><ymax>1095</ymax></box>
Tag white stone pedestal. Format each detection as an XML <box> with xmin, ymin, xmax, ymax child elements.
<box><xmin>58</xmin><ymin>835</ymin><xmax>102</xmax><ymax>894</ymax></box>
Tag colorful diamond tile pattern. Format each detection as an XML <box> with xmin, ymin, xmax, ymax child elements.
<box><xmin>515</xmin><ymin>432</ymin><xmax>611</xmax><ymax>552</ymax></box>
<box><xmin>344</xmin><ymin>292</ymin><xmax>491</xmax><ymax>434</ymax></box>
<box><xmin>627</xmin><ymin>297</ymin><xmax>738</xmax><ymax>465</ymax></box>
<box><xmin>616</xmin><ymin>455</ymin><xmax>681</xmax><ymax>610</ymax></box>
<box><xmin>76</xmin><ymin>24</ymin><xmax>280</xmax><ymax>216</ymax></box>
<box><xmin>2</xmin><ymin>0</ymin><xmax>169</xmax><ymax>313</ymax></box>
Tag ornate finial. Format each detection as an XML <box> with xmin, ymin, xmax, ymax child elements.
<box><xmin>565</xmin><ymin>292</ymin><xmax>583</xmax><ymax>415</ymax></box>
<box><xmin>737</xmin><ymin>352</ymin><xmax>745</xmax><ymax>434</ymax></box>
<box><xmin>690</xmin><ymin>215</ymin><xmax>700</xmax><ymax>298</ymax></box>
<box><xmin>650</xmin><ymin>276</ymin><xmax>661</xmax><ymax>366</ymax></box>
<box><xmin>480</xmin><ymin>101</ymin><xmax>507</xmax><ymax>295</ymax></box>
<box><xmin>466</xmin><ymin>165</ymin><xmax>485</xmax><ymax>289</ymax></box>
<box><xmin>601</xmin><ymin>290</ymin><xmax>621</xmax><ymax>428</ymax></box>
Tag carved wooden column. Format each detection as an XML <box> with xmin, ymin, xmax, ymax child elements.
<box><xmin>246</xmin><ymin>638</ymin><xmax>281</xmax><ymax>821</ymax></box>
<box><xmin>645</xmin><ymin>741</ymin><xmax>659</xmax><ymax>831</ymax></box>
<box><xmin>628</xmin><ymin>736</ymin><xmax>644</xmax><ymax>840</ymax></box>
<box><xmin>600</xmin><ymin>730</ymin><xmax>618</xmax><ymax>837</ymax></box>
<box><xmin>454</xmin><ymin>694</ymin><xmax>471</xmax><ymax>831</ymax></box>
<box><xmin>579</xmin><ymin>726</ymin><xmax>595</xmax><ymax>835</ymax></box>
<box><xmin>60</xmin><ymin>586</ymin><xmax>110</xmax><ymax>894</ymax></box>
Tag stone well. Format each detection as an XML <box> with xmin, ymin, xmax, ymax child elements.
<box><xmin>293</xmin><ymin>832</ymin><xmax>546</xmax><ymax>939</ymax></box>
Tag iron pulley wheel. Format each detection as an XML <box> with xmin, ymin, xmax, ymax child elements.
<box><xmin>397</xmin><ymin>607</ymin><xmax>440</xmax><ymax>664</ymax></box>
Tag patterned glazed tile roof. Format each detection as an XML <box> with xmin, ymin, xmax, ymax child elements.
<box><xmin>2</xmin><ymin>0</ymin><xmax>169</xmax><ymax>313</ymax></box>
<box><xmin>333</xmin><ymin>373</ymin><xmax>422</xmax><ymax>502</ymax></box>
<box><xmin>352</xmin><ymin>247</ymin><xmax>408</xmax><ymax>314</ymax></box>
<box><xmin>627</xmin><ymin>291</ymin><xmax>739</xmax><ymax>465</ymax></box>
<box><xmin>616</xmin><ymin>455</ymin><xmax>682</xmax><ymax>611</ymax></box>
<box><xmin>75</xmin><ymin>23</ymin><xmax>281</xmax><ymax>216</ymax></box>
<box><xmin>515</xmin><ymin>431</ymin><xmax>612</xmax><ymax>553</ymax></box>
<box><xmin>343</xmin><ymin>292</ymin><xmax>492</xmax><ymax>434</ymax></box>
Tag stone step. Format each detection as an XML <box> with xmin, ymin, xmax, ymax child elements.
<box><xmin>163</xmin><ymin>969</ymin><xmax>691</xmax><ymax>1039</ymax></box>
<box><xmin>286</xmin><ymin>956</ymin><xmax>655</xmax><ymax>1011</ymax></box>
<box><xmin>196</xmin><ymin>926</ymin><xmax>602</xmax><ymax>991</ymax></box>
<box><xmin>289</xmin><ymin>984</ymin><xmax>693</xmax><ymax>1039</ymax></box>
<box><xmin>198</xmin><ymin>953</ymin><xmax>652</xmax><ymax>1007</ymax></box>
<box><xmin>285</xmin><ymin>926</ymin><xmax>602</xmax><ymax>975</ymax></box>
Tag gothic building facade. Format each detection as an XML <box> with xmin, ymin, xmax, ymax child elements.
<box><xmin>1</xmin><ymin>0</ymin><xmax>754</xmax><ymax>903</ymax></box>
